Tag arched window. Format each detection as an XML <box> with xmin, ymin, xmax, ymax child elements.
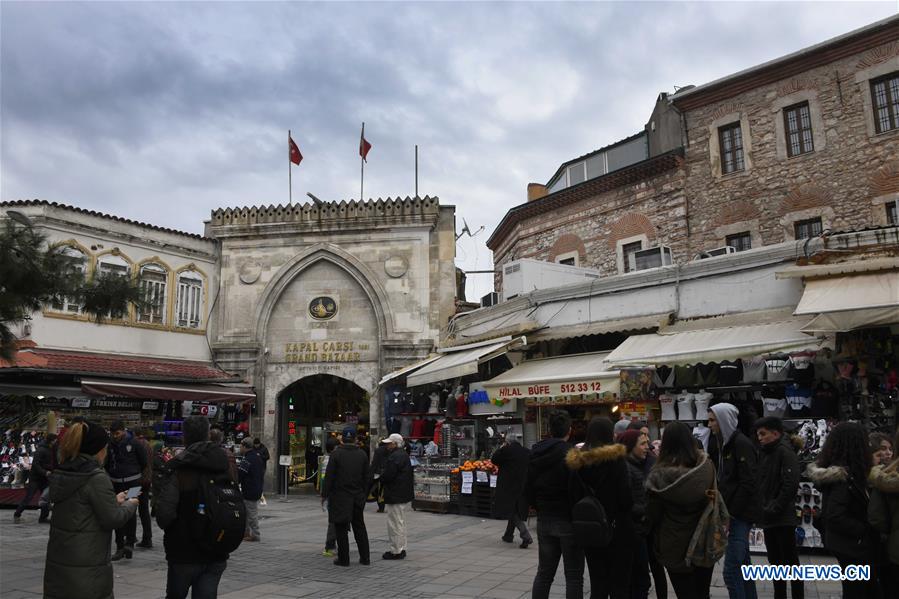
<box><xmin>176</xmin><ymin>270</ymin><xmax>204</xmax><ymax>329</ymax></box>
<box><xmin>137</xmin><ymin>263</ymin><xmax>167</xmax><ymax>324</ymax></box>
<box><xmin>50</xmin><ymin>246</ymin><xmax>87</xmax><ymax>313</ymax></box>
<box><xmin>95</xmin><ymin>254</ymin><xmax>131</xmax><ymax>319</ymax></box>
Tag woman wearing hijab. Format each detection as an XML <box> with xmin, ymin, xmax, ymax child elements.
<box><xmin>43</xmin><ymin>420</ymin><xmax>139</xmax><ymax>599</ymax></box>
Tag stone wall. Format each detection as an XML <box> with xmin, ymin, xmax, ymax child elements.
<box><xmin>681</xmin><ymin>41</ymin><xmax>899</xmax><ymax>255</ymax></box>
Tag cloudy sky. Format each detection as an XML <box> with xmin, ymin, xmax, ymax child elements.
<box><xmin>1</xmin><ymin>1</ymin><xmax>895</xmax><ymax>300</ymax></box>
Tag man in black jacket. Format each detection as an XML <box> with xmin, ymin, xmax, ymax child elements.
<box><xmin>13</xmin><ymin>433</ymin><xmax>57</xmax><ymax>523</ymax></box>
<box><xmin>155</xmin><ymin>416</ymin><xmax>233</xmax><ymax>599</ymax></box>
<box><xmin>526</xmin><ymin>409</ymin><xmax>583</xmax><ymax>599</ymax></box>
<box><xmin>708</xmin><ymin>403</ymin><xmax>760</xmax><ymax>599</ymax></box>
<box><xmin>756</xmin><ymin>417</ymin><xmax>803</xmax><ymax>599</ymax></box>
<box><xmin>322</xmin><ymin>427</ymin><xmax>370</xmax><ymax>567</ymax></box>
<box><xmin>106</xmin><ymin>420</ymin><xmax>148</xmax><ymax>560</ymax></box>
<box><xmin>369</xmin><ymin>443</ymin><xmax>389</xmax><ymax>513</ymax></box>
<box><xmin>491</xmin><ymin>432</ymin><xmax>532</xmax><ymax>548</ymax></box>
<box><xmin>380</xmin><ymin>433</ymin><xmax>413</xmax><ymax>560</ymax></box>
<box><xmin>238</xmin><ymin>437</ymin><xmax>264</xmax><ymax>542</ymax></box>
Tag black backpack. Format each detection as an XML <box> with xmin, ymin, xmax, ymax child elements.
<box><xmin>191</xmin><ymin>473</ymin><xmax>247</xmax><ymax>555</ymax></box>
<box><xmin>571</xmin><ymin>470</ymin><xmax>614</xmax><ymax>548</ymax></box>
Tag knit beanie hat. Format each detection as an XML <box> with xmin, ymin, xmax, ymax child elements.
<box><xmin>619</xmin><ymin>429</ymin><xmax>643</xmax><ymax>454</ymax></box>
<box><xmin>613</xmin><ymin>419</ymin><xmax>631</xmax><ymax>438</ymax></box>
<box><xmin>79</xmin><ymin>420</ymin><xmax>110</xmax><ymax>455</ymax></box>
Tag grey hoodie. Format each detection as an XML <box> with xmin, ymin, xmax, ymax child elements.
<box><xmin>709</xmin><ymin>403</ymin><xmax>739</xmax><ymax>478</ymax></box>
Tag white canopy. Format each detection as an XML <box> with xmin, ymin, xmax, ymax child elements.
<box><xmin>482</xmin><ymin>352</ymin><xmax>620</xmax><ymax>399</ymax></box>
<box><xmin>378</xmin><ymin>355</ymin><xmax>442</xmax><ymax>386</ymax></box>
<box><xmin>794</xmin><ymin>272</ymin><xmax>899</xmax><ymax>332</ymax></box>
<box><xmin>605</xmin><ymin>317</ymin><xmax>830</xmax><ymax>366</ymax></box>
<box><xmin>406</xmin><ymin>337</ymin><xmax>524</xmax><ymax>388</ymax></box>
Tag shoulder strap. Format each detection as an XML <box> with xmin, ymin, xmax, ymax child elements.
<box><xmin>575</xmin><ymin>469</ymin><xmax>596</xmax><ymax>498</ymax></box>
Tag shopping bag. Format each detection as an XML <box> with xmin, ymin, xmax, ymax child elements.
<box><xmin>685</xmin><ymin>477</ymin><xmax>729</xmax><ymax>568</ymax></box>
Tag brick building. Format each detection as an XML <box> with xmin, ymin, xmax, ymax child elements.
<box><xmin>487</xmin><ymin>15</ymin><xmax>899</xmax><ymax>293</ymax></box>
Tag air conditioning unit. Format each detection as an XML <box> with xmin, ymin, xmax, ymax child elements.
<box><xmin>696</xmin><ymin>246</ymin><xmax>736</xmax><ymax>260</ymax></box>
<box><xmin>629</xmin><ymin>246</ymin><xmax>673</xmax><ymax>272</ymax></box>
<box><xmin>501</xmin><ymin>259</ymin><xmax>602</xmax><ymax>302</ymax></box>
<box><xmin>481</xmin><ymin>292</ymin><xmax>499</xmax><ymax>308</ymax></box>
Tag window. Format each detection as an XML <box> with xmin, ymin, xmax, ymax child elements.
<box><xmin>176</xmin><ymin>271</ymin><xmax>204</xmax><ymax>329</ymax></box>
<box><xmin>137</xmin><ymin>264</ymin><xmax>167</xmax><ymax>324</ymax></box>
<box><xmin>621</xmin><ymin>240</ymin><xmax>643</xmax><ymax>274</ymax></box>
<box><xmin>783</xmin><ymin>102</ymin><xmax>814</xmax><ymax>156</ymax></box>
<box><xmin>726</xmin><ymin>232</ymin><xmax>752</xmax><ymax>252</ymax></box>
<box><xmin>558</xmin><ymin>257</ymin><xmax>575</xmax><ymax>266</ymax></box>
<box><xmin>718</xmin><ymin>122</ymin><xmax>745</xmax><ymax>174</ymax></box>
<box><xmin>49</xmin><ymin>246</ymin><xmax>87</xmax><ymax>313</ymax></box>
<box><xmin>95</xmin><ymin>255</ymin><xmax>131</xmax><ymax>319</ymax></box>
<box><xmin>794</xmin><ymin>217</ymin><xmax>823</xmax><ymax>240</ymax></box>
<box><xmin>888</xmin><ymin>201</ymin><xmax>898</xmax><ymax>225</ymax></box>
<box><xmin>567</xmin><ymin>162</ymin><xmax>586</xmax><ymax>186</ymax></box>
<box><xmin>871</xmin><ymin>72</ymin><xmax>899</xmax><ymax>133</ymax></box>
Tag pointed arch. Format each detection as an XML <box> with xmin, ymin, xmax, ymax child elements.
<box><xmin>253</xmin><ymin>243</ymin><xmax>394</xmax><ymax>345</ymax></box>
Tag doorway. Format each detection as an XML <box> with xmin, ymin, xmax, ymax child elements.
<box><xmin>277</xmin><ymin>374</ymin><xmax>369</xmax><ymax>493</ymax></box>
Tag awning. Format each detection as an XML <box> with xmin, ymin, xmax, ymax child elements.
<box><xmin>793</xmin><ymin>272</ymin><xmax>899</xmax><ymax>332</ymax></box>
<box><xmin>605</xmin><ymin>317</ymin><xmax>831</xmax><ymax>366</ymax></box>
<box><xmin>406</xmin><ymin>337</ymin><xmax>524</xmax><ymax>388</ymax></box>
<box><xmin>527</xmin><ymin>313</ymin><xmax>670</xmax><ymax>343</ymax></box>
<box><xmin>81</xmin><ymin>378</ymin><xmax>256</xmax><ymax>404</ymax></box>
<box><xmin>776</xmin><ymin>257</ymin><xmax>899</xmax><ymax>279</ymax></box>
<box><xmin>378</xmin><ymin>355</ymin><xmax>442</xmax><ymax>386</ymax></box>
<box><xmin>482</xmin><ymin>352</ymin><xmax>619</xmax><ymax>399</ymax></box>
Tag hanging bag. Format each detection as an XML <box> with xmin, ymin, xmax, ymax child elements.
<box><xmin>571</xmin><ymin>469</ymin><xmax>614</xmax><ymax>548</ymax></box>
<box><xmin>685</xmin><ymin>474</ymin><xmax>729</xmax><ymax>568</ymax></box>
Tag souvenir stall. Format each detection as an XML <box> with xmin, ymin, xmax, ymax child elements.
<box><xmin>378</xmin><ymin>337</ymin><xmax>523</xmax><ymax>514</ymax></box>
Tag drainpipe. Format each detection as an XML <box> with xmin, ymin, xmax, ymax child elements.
<box><xmin>673</xmin><ymin>264</ymin><xmax>681</xmax><ymax>320</ymax></box>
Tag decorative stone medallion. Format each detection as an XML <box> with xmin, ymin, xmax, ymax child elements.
<box><xmin>384</xmin><ymin>255</ymin><xmax>409</xmax><ymax>278</ymax></box>
<box><xmin>238</xmin><ymin>260</ymin><xmax>261</xmax><ymax>284</ymax></box>
<box><xmin>308</xmin><ymin>296</ymin><xmax>338</xmax><ymax>320</ymax></box>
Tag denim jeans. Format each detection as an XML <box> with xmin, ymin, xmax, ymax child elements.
<box><xmin>166</xmin><ymin>560</ymin><xmax>227</xmax><ymax>599</ymax></box>
<box><xmin>531</xmin><ymin>517</ymin><xmax>585</xmax><ymax>599</ymax></box>
<box><xmin>763</xmin><ymin>526</ymin><xmax>803</xmax><ymax>599</ymax></box>
<box><xmin>504</xmin><ymin>514</ymin><xmax>533</xmax><ymax>542</ymax></box>
<box><xmin>723</xmin><ymin>517</ymin><xmax>757</xmax><ymax>599</ymax></box>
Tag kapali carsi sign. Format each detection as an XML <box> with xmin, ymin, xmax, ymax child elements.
<box><xmin>308</xmin><ymin>297</ymin><xmax>337</xmax><ymax>320</ymax></box>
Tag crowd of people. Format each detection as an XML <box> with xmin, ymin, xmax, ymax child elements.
<box><xmin>509</xmin><ymin>407</ymin><xmax>899</xmax><ymax>599</ymax></box>
<box><xmin>13</xmin><ymin>407</ymin><xmax>899</xmax><ymax>599</ymax></box>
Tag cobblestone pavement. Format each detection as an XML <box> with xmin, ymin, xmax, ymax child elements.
<box><xmin>2</xmin><ymin>490</ymin><xmax>845</xmax><ymax>598</ymax></box>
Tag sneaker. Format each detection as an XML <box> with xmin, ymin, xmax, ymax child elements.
<box><xmin>501</xmin><ymin>535</ymin><xmax>514</xmax><ymax>543</ymax></box>
<box><xmin>136</xmin><ymin>539</ymin><xmax>153</xmax><ymax>549</ymax></box>
<box><xmin>322</xmin><ymin>549</ymin><xmax>335</xmax><ymax>557</ymax></box>
<box><xmin>382</xmin><ymin>550</ymin><xmax>406</xmax><ymax>560</ymax></box>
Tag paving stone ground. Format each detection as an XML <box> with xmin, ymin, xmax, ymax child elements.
<box><xmin>1</xmin><ymin>489</ymin><xmax>844</xmax><ymax>598</ymax></box>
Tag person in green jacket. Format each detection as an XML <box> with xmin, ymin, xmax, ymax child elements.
<box><xmin>43</xmin><ymin>419</ymin><xmax>138</xmax><ymax>599</ymax></box>
<box><xmin>868</xmin><ymin>428</ymin><xmax>899</xmax><ymax>593</ymax></box>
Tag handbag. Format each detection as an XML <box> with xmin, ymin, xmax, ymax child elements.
<box><xmin>685</xmin><ymin>474</ymin><xmax>729</xmax><ymax>568</ymax></box>
<box><xmin>571</xmin><ymin>470</ymin><xmax>614</xmax><ymax>548</ymax></box>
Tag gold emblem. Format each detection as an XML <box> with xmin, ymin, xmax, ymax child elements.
<box><xmin>309</xmin><ymin>297</ymin><xmax>337</xmax><ymax>320</ymax></box>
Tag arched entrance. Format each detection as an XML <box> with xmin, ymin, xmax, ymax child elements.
<box><xmin>277</xmin><ymin>374</ymin><xmax>369</xmax><ymax>493</ymax></box>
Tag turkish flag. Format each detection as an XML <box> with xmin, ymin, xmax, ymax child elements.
<box><xmin>359</xmin><ymin>124</ymin><xmax>372</xmax><ymax>162</ymax></box>
<box><xmin>289</xmin><ymin>135</ymin><xmax>303</xmax><ymax>166</ymax></box>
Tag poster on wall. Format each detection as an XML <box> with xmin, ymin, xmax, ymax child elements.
<box><xmin>619</xmin><ymin>369</ymin><xmax>655</xmax><ymax>402</ymax></box>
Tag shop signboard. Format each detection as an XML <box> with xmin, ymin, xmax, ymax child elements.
<box><xmin>141</xmin><ymin>401</ymin><xmax>159</xmax><ymax>411</ymax></box>
<box><xmin>494</xmin><ymin>380</ymin><xmax>609</xmax><ymax>400</ymax></box>
<box><xmin>182</xmin><ymin>401</ymin><xmax>218</xmax><ymax>418</ymax></box>
<box><xmin>71</xmin><ymin>398</ymin><xmax>92</xmax><ymax>408</ymax></box>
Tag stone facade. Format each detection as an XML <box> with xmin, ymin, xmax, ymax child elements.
<box><xmin>205</xmin><ymin>196</ymin><xmax>456</xmax><ymax>469</ymax></box>
<box><xmin>488</xmin><ymin>17</ymin><xmax>899</xmax><ymax>292</ymax></box>
<box><xmin>679</xmin><ymin>38</ymin><xmax>899</xmax><ymax>254</ymax></box>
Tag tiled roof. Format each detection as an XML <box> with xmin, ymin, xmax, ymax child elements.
<box><xmin>0</xmin><ymin>347</ymin><xmax>238</xmax><ymax>382</ymax></box>
<box><xmin>0</xmin><ymin>199</ymin><xmax>212</xmax><ymax>240</ymax></box>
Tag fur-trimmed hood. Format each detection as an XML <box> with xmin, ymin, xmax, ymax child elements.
<box><xmin>869</xmin><ymin>463</ymin><xmax>899</xmax><ymax>494</ymax></box>
<box><xmin>565</xmin><ymin>443</ymin><xmax>626</xmax><ymax>470</ymax></box>
<box><xmin>645</xmin><ymin>452</ymin><xmax>714</xmax><ymax>505</ymax></box>
<box><xmin>805</xmin><ymin>463</ymin><xmax>848</xmax><ymax>486</ymax></box>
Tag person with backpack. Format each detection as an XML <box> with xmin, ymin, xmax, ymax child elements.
<box><xmin>566</xmin><ymin>416</ymin><xmax>634</xmax><ymax>599</ymax></box>
<box><xmin>526</xmin><ymin>409</ymin><xmax>584</xmax><ymax>599</ymax></box>
<box><xmin>708</xmin><ymin>403</ymin><xmax>760</xmax><ymax>599</ymax></box>
<box><xmin>43</xmin><ymin>420</ymin><xmax>138</xmax><ymax>599</ymax></box>
<box><xmin>807</xmin><ymin>422</ymin><xmax>880</xmax><ymax>598</ymax></box>
<box><xmin>238</xmin><ymin>436</ymin><xmax>264</xmax><ymax>542</ymax></box>
<box><xmin>645</xmin><ymin>421</ymin><xmax>717</xmax><ymax>599</ymax></box>
<box><xmin>868</xmin><ymin>427</ymin><xmax>899</xmax><ymax>595</ymax></box>
<box><xmin>755</xmin><ymin>416</ymin><xmax>803</xmax><ymax>599</ymax></box>
<box><xmin>491</xmin><ymin>431</ymin><xmax>532</xmax><ymax>548</ymax></box>
<box><xmin>155</xmin><ymin>416</ymin><xmax>244</xmax><ymax>599</ymax></box>
<box><xmin>322</xmin><ymin>427</ymin><xmax>371</xmax><ymax>566</ymax></box>
<box><xmin>105</xmin><ymin>420</ymin><xmax>149</xmax><ymax>561</ymax></box>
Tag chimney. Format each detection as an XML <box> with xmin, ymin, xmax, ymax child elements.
<box><xmin>527</xmin><ymin>183</ymin><xmax>548</xmax><ymax>202</ymax></box>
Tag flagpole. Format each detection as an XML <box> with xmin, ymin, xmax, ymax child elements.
<box><xmin>360</xmin><ymin>122</ymin><xmax>365</xmax><ymax>201</ymax></box>
<box><xmin>288</xmin><ymin>129</ymin><xmax>292</xmax><ymax>206</ymax></box>
<box><xmin>415</xmin><ymin>144</ymin><xmax>419</xmax><ymax>198</ymax></box>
